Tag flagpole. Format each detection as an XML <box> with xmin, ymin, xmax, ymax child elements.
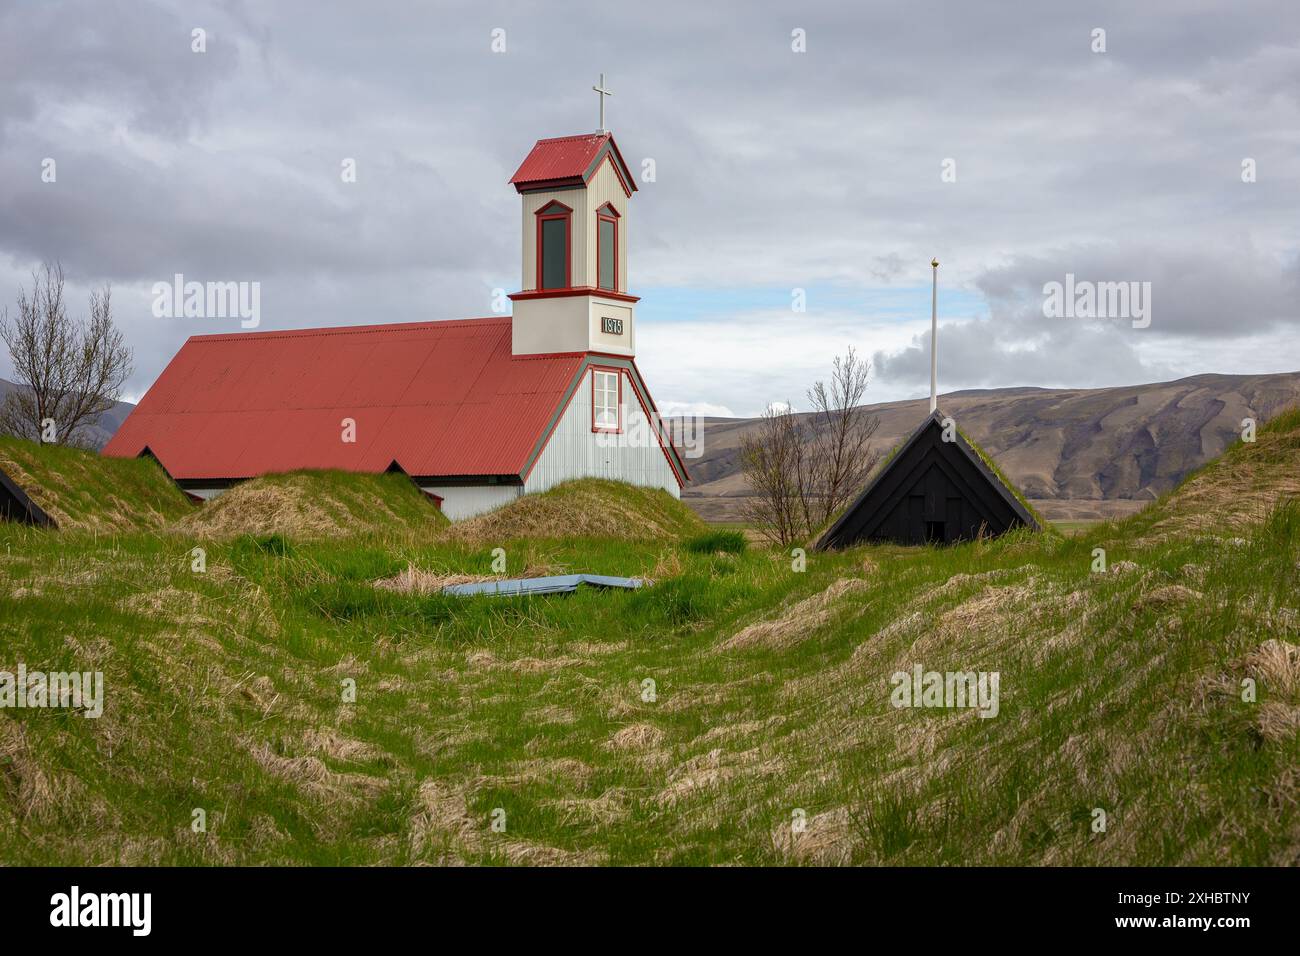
<box><xmin>930</xmin><ymin>258</ymin><xmax>939</xmax><ymax>413</ymax></box>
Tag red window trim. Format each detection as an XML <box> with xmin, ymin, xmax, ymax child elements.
<box><xmin>535</xmin><ymin>199</ymin><xmax>573</xmax><ymax>291</ymax></box>
<box><xmin>590</xmin><ymin>366</ymin><xmax>622</xmax><ymax>434</ymax></box>
<box><xmin>596</xmin><ymin>205</ymin><xmax>619</xmax><ymax>293</ymax></box>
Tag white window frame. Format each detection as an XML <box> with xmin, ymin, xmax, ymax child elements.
<box><xmin>592</xmin><ymin>369</ymin><xmax>621</xmax><ymax>432</ymax></box>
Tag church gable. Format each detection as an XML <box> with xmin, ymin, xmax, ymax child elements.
<box><xmin>817</xmin><ymin>411</ymin><xmax>1038</xmax><ymax>549</ymax></box>
<box><xmin>524</xmin><ymin>359</ymin><xmax>686</xmax><ymax>494</ymax></box>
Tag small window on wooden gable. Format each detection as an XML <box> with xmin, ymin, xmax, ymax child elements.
<box><xmin>536</xmin><ymin>200</ymin><xmax>572</xmax><ymax>290</ymax></box>
<box><xmin>592</xmin><ymin>368</ymin><xmax>620</xmax><ymax>432</ymax></box>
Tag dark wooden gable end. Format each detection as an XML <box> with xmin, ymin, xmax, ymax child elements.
<box><xmin>0</xmin><ymin>465</ymin><xmax>56</xmax><ymax>528</ymax></box>
<box><xmin>816</xmin><ymin>410</ymin><xmax>1037</xmax><ymax>549</ymax></box>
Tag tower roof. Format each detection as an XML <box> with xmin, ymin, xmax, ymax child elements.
<box><xmin>509</xmin><ymin>132</ymin><xmax>636</xmax><ymax>196</ymax></box>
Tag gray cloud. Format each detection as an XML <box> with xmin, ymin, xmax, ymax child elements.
<box><xmin>0</xmin><ymin>0</ymin><xmax>1297</xmax><ymax>410</ymax></box>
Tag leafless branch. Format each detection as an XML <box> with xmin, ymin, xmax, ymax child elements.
<box><xmin>739</xmin><ymin>348</ymin><xmax>882</xmax><ymax>546</ymax></box>
<box><xmin>0</xmin><ymin>262</ymin><xmax>132</xmax><ymax>446</ymax></box>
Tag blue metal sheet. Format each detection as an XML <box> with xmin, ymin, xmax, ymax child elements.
<box><xmin>443</xmin><ymin>574</ymin><xmax>646</xmax><ymax>597</ymax></box>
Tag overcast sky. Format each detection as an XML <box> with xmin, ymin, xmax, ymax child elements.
<box><xmin>1</xmin><ymin>0</ymin><xmax>1297</xmax><ymax>416</ymax></box>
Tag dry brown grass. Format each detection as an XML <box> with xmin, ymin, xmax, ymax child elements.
<box><xmin>243</xmin><ymin>738</ymin><xmax>387</xmax><ymax>802</ymax></box>
<box><xmin>446</xmin><ymin>479</ymin><xmax>702</xmax><ymax>544</ymax></box>
<box><xmin>373</xmin><ymin>565</ymin><xmax>492</xmax><ymax>594</ymax></box>
<box><xmin>175</xmin><ymin>481</ymin><xmax>350</xmax><ymax>539</ymax></box>
<box><xmin>1133</xmin><ymin>584</ymin><xmax>1203</xmax><ymax>611</ymax></box>
<box><xmin>770</xmin><ymin>806</ymin><xmax>855</xmax><ymax>865</ymax></box>
<box><xmin>607</xmin><ymin>722</ymin><xmax>666</xmax><ymax>751</ymax></box>
<box><xmin>1247</xmin><ymin>639</ymin><xmax>1300</xmax><ymax>742</ymax></box>
<box><xmin>171</xmin><ymin>471</ymin><xmax>444</xmax><ymax>540</ymax></box>
<box><xmin>719</xmin><ymin>578</ymin><xmax>870</xmax><ymax>651</ymax></box>
<box><xmin>0</xmin><ymin>719</ymin><xmax>57</xmax><ymax>822</ymax></box>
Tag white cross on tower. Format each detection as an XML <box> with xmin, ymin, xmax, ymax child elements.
<box><xmin>593</xmin><ymin>73</ymin><xmax>613</xmax><ymax>133</ymax></box>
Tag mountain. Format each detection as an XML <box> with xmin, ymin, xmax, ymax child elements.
<box><xmin>0</xmin><ymin>377</ymin><xmax>135</xmax><ymax>449</ymax></box>
<box><xmin>682</xmin><ymin>371</ymin><xmax>1300</xmax><ymax>522</ymax></box>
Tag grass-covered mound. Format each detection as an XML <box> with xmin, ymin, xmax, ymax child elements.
<box><xmin>1121</xmin><ymin>405</ymin><xmax>1300</xmax><ymax>545</ymax></box>
<box><xmin>1</xmin><ymin>413</ymin><xmax>1297</xmax><ymax>866</ymax></box>
<box><xmin>172</xmin><ymin>470</ymin><xmax>448</xmax><ymax>540</ymax></box>
<box><xmin>447</xmin><ymin>479</ymin><xmax>704</xmax><ymax>544</ymax></box>
<box><xmin>0</xmin><ymin>436</ymin><xmax>193</xmax><ymax>531</ymax></box>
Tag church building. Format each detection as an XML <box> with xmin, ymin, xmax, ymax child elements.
<box><xmin>104</xmin><ymin>127</ymin><xmax>688</xmax><ymax>519</ymax></box>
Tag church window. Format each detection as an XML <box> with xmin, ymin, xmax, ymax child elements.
<box><xmin>592</xmin><ymin>368</ymin><xmax>620</xmax><ymax>431</ymax></box>
<box><xmin>596</xmin><ymin>203</ymin><xmax>619</xmax><ymax>292</ymax></box>
<box><xmin>536</xmin><ymin>201</ymin><xmax>572</xmax><ymax>290</ymax></box>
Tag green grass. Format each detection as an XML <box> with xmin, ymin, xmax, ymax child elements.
<box><xmin>1</xmin><ymin>424</ymin><xmax>1298</xmax><ymax>866</ymax></box>
<box><xmin>682</xmin><ymin>529</ymin><xmax>748</xmax><ymax>555</ymax></box>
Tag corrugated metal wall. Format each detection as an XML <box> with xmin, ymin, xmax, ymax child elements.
<box><xmin>524</xmin><ymin>368</ymin><xmax>679</xmax><ymax>497</ymax></box>
<box><xmin>418</xmin><ymin>483</ymin><xmax>521</xmax><ymax>521</ymax></box>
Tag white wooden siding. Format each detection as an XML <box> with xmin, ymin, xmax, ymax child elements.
<box><xmin>524</xmin><ymin>368</ymin><xmax>679</xmax><ymax>497</ymax></box>
<box><xmin>583</xmin><ymin>158</ymin><xmax>628</xmax><ymax>292</ymax></box>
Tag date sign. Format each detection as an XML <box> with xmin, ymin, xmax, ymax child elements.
<box><xmin>601</xmin><ymin>316</ymin><xmax>624</xmax><ymax>336</ymax></box>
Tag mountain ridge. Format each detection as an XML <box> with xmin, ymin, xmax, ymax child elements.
<box><xmin>682</xmin><ymin>370</ymin><xmax>1300</xmax><ymax>522</ymax></box>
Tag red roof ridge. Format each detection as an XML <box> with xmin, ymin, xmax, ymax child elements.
<box><xmin>533</xmin><ymin>133</ymin><xmax>609</xmax><ymax>144</ymax></box>
<box><xmin>188</xmin><ymin>316</ymin><xmax>505</xmax><ymax>343</ymax></box>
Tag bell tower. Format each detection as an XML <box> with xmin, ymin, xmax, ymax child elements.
<box><xmin>507</xmin><ymin>128</ymin><xmax>639</xmax><ymax>357</ymax></box>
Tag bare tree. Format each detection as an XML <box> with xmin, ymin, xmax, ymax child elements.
<box><xmin>739</xmin><ymin>401</ymin><xmax>805</xmax><ymax>546</ymax></box>
<box><xmin>0</xmin><ymin>262</ymin><xmax>132</xmax><ymax>446</ymax></box>
<box><xmin>740</xmin><ymin>348</ymin><xmax>882</xmax><ymax>546</ymax></box>
<box><xmin>801</xmin><ymin>347</ymin><xmax>881</xmax><ymax>531</ymax></box>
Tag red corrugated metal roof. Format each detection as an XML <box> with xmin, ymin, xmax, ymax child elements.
<box><xmin>103</xmin><ymin>318</ymin><xmax>585</xmax><ymax>481</ymax></box>
<box><xmin>509</xmin><ymin>132</ymin><xmax>636</xmax><ymax>194</ymax></box>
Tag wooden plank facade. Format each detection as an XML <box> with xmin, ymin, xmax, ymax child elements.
<box><xmin>816</xmin><ymin>410</ymin><xmax>1037</xmax><ymax>549</ymax></box>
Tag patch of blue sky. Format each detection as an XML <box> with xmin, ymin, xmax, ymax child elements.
<box><xmin>636</xmin><ymin>282</ymin><xmax>990</xmax><ymax>326</ymax></box>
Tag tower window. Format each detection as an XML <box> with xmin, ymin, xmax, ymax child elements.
<box><xmin>592</xmin><ymin>368</ymin><xmax>621</xmax><ymax>432</ymax></box>
<box><xmin>596</xmin><ymin>203</ymin><xmax>619</xmax><ymax>292</ymax></box>
<box><xmin>536</xmin><ymin>200</ymin><xmax>572</xmax><ymax>290</ymax></box>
